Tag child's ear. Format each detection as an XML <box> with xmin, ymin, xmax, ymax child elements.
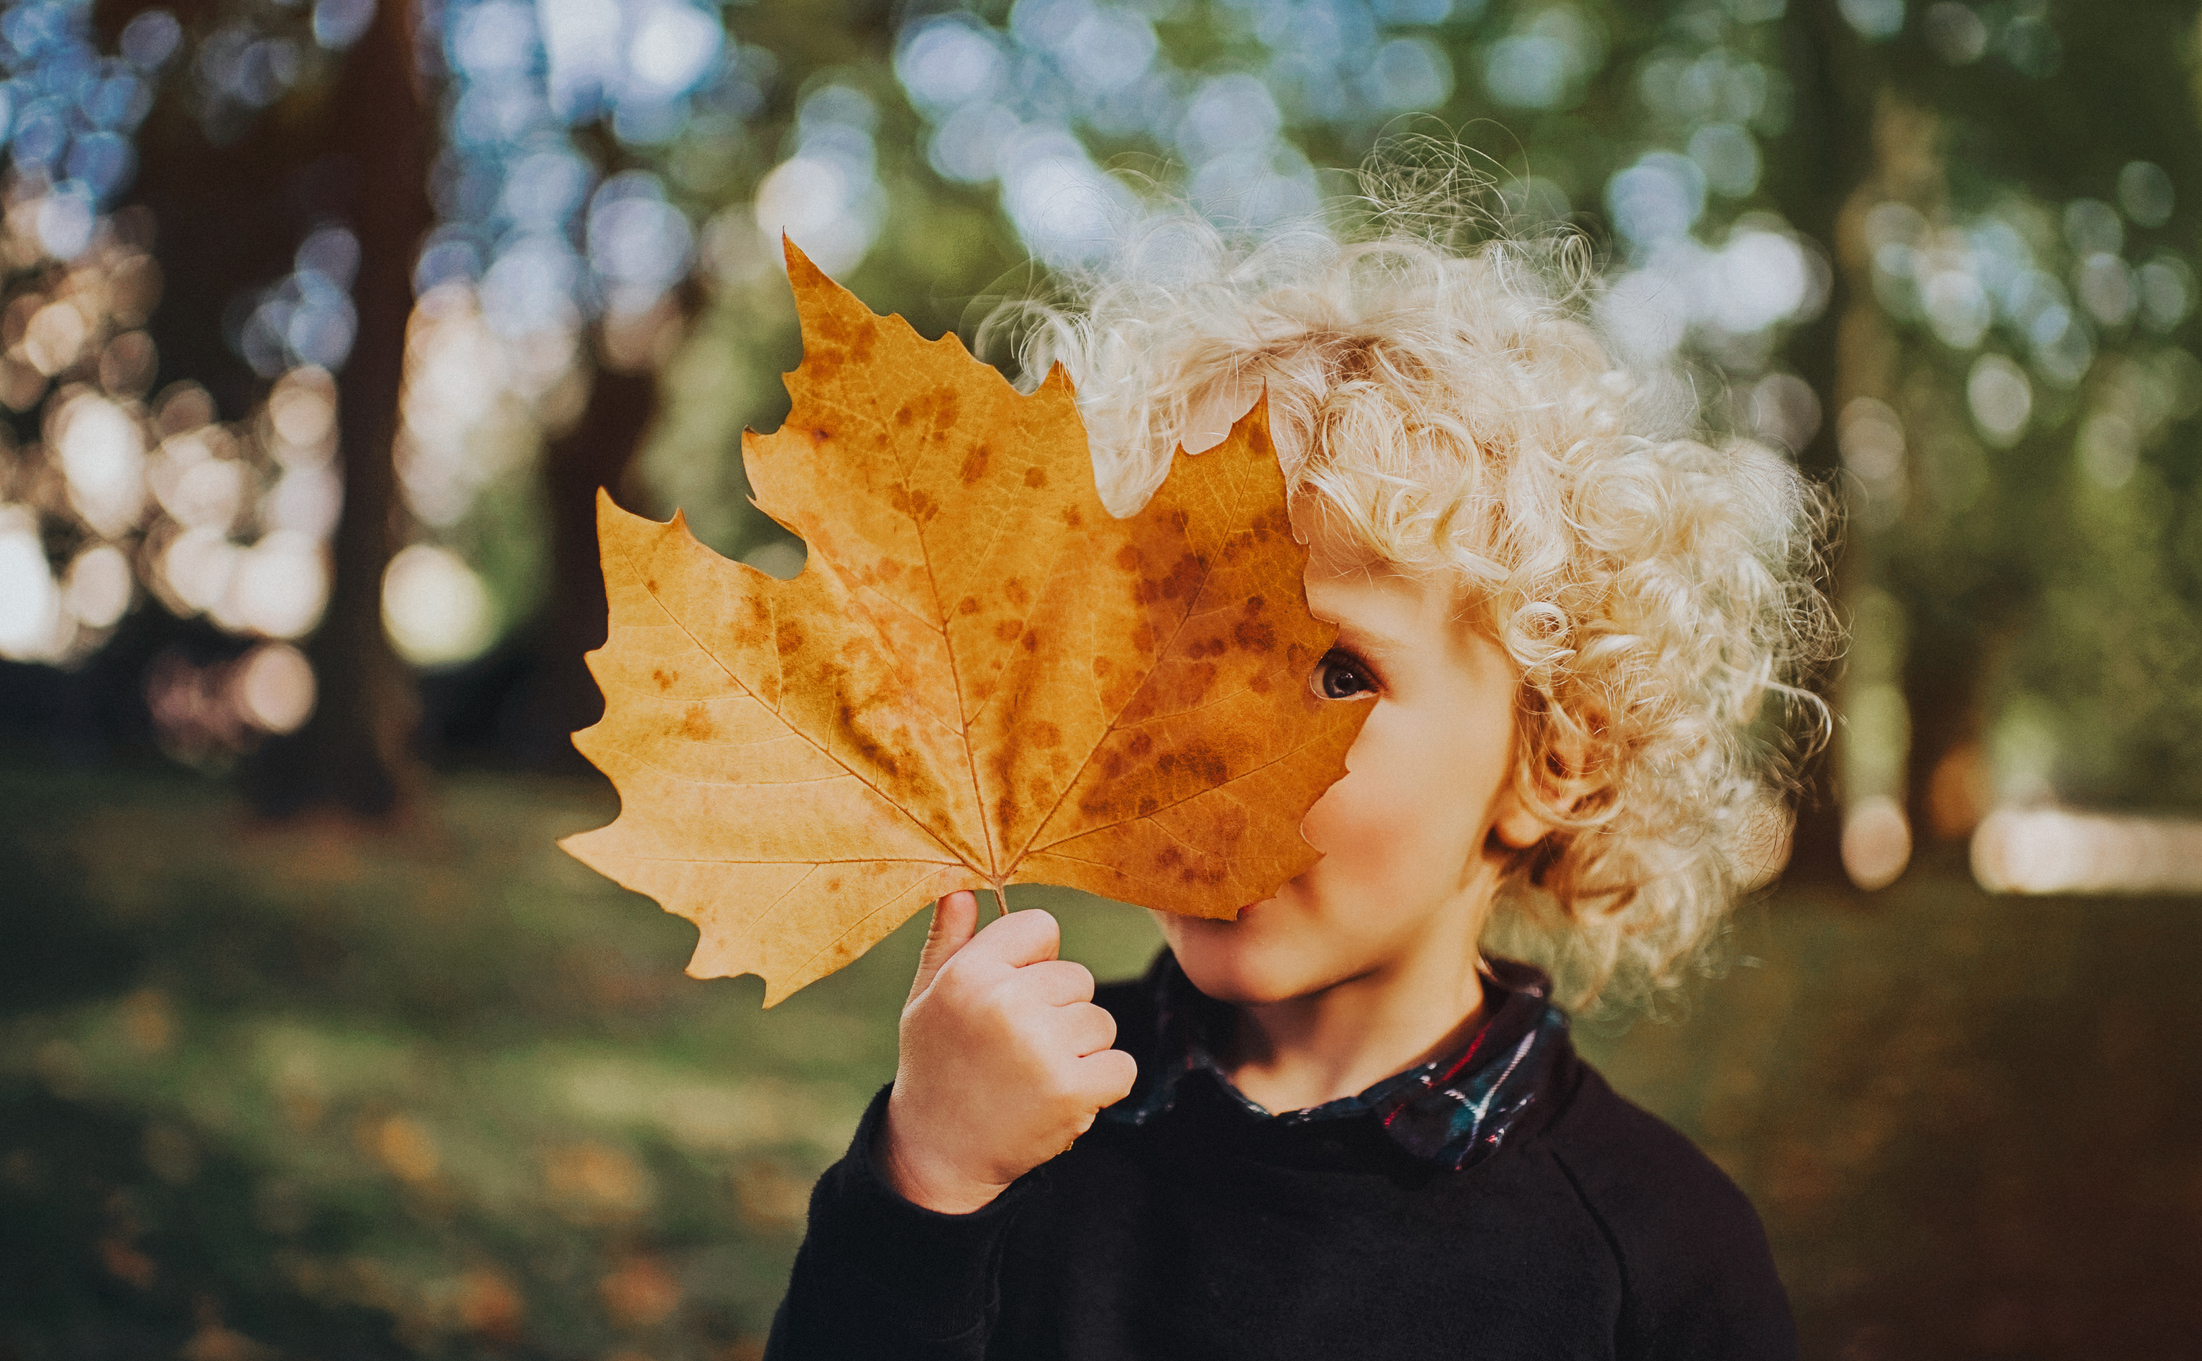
<box><xmin>1490</xmin><ymin>790</ymin><xmax>1556</xmax><ymax>852</ymax></box>
<box><xmin>1491</xmin><ymin>725</ymin><xmax>1597</xmax><ymax>851</ymax></box>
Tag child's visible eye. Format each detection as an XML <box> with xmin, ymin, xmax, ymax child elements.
<box><xmin>1309</xmin><ymin>647</ymin><xmax>1380</xmax><ymax>701</ymax></box>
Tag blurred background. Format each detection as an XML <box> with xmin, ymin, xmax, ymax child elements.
<box><xmin>3</xmin><ymin>0</ymin><xmax>2200</xmax><ymax>1356</ymax></box>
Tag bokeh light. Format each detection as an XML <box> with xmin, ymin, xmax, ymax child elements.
<box><xmin>753</xmin><ymin>85</ymin><xmax>885</xmax><ymax>275</ymax></box>
<box><xmin>233</xmin><ymin>639</ymin><xmax>317</xmax><ymax>734</ymax></box>
<box><xmin>1973</xmin><ymin>809</ymin><xmax>2202</xmax><ymax>895</ymax></box>
<box><xmin>382</xmin><ymin>541</ymin><xmax>496</xmax><ymax>667</ymax></box>
<box><xmin>0</xmin><ymin>503</ymin><xmax>65</xmax><ymax>660</ymax></box>
<box><xmin>1841</xmin><ymin>793</ymin><xmax>1913</xmax><ymax>891</ymax></box>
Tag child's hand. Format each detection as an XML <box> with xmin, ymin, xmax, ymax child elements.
<box><xmin>876</xmin><ymin>891</ymin><xmax>1138</xmax><ymax>1215</ymax></box>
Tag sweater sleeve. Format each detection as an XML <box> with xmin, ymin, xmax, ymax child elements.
<box><xmin>1548</xmin><ymin>1070</ymin><xmax>1798</xmax><ymax>1361</ymax></box>
<box><xmin>763</xmin><ymin>1084</ymin><xmax>1033</xmax><ymax>1361</ymax></box>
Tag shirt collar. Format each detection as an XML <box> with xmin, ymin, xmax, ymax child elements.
<box><xmin>1099</xmin><ymin>952</ymin><xmax>1570</xmax><ymax>1172</ymax></box>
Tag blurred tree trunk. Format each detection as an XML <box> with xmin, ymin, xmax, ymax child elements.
<box><xmin>497</xmin><ymin>350</ymin><xmax>661</xmax><ymax>768</ymax></box>
<box><xmin>247</xmin><ymin>0</ymin><xmax>432</xmax><ymax>817</ymax></box>
<box><xmin>496</xmin><ymin>279</ymin><xmax>709</xmax><ymax>766</ymax></box>
<box><xmin>1766</xmin><ymin>0</ymin><xmax>1883</xmax><ymax>885</ymax></box>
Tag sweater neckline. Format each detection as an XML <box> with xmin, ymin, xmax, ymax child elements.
<box><xmin>1098</xmin><ymin>951</ymin><xmax>1571</xmax><ymax>1172</ymax></box>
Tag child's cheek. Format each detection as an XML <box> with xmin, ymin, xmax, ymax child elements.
<box><xmin>1300</xmin><ymin>720</ymin><xmax>1443</xmax><ymax>904</ymax></box>
<box><xmin>1301</xmin><ymin>766</ymin><xmax>1402</xmax><ymax>869</ymax></box>
<box><xmin>1306</xmin><ymin>703</ymin><xmax>1497</xmax><ymax>912</ymax></box>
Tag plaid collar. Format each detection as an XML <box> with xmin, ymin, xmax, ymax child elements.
<box><xmin>1099</xmin><ymin>952</ymin><xmax>1569</xmax><ymax>1172</ymax></box>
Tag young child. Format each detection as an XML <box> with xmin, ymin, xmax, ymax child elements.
<box><xmin>764</xmin><ymin>189</ymin><xmax>1827</xmax><ymax>1359</ymax></box>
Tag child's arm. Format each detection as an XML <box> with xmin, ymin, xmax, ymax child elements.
<box><xmin>764</xmin><ymin>893</ymin><xmax>1137</xmax><ymax>1358</ymax></box>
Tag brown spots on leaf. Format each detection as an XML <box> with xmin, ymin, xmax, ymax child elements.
<box><xmin>1064</xmin><ymin>507</ymin><xmax>1084</xmax><ymax>528</ymax></box>
<box><xmin>1158</xmin><ymin>740</ymin><xmax>1228</xmax><ymax>786</ymax></box>
<box><xmin>1128</xmin><ymin>732</ymin><xmax>1153</xmax><ymax>758</ymax></box>
<box><xmin>775</xmin><ymin>623</ymin><xmax>803</xmax><ymax>657</ymax></box>
<box><xmin>1115</xmin><ymin>545</ymin><xmax>1142</xmax><ymax>572</ymax></box>
<box><xmin>1004</xmin><ymin>578</ymin><xmax>1031</xmax><ymax>608</ymax></box>
<box><xmin>1162</xmin><ymin>552</ymin><xmax>1207</xmax><ymax>601</ymax></box>
<box><xmin>1153</xmin><ymin>836</ymin><xmax>1224</xmax><ymax>889</ymax></box>
<box><xmin>810</xmin><ymin>307</ymin><xmax>878</xmax><ymax>368</ymax></box>
<box><xmin>1024</xmin><ymin>466</ymin><xmax>1048</xmax><ymax>488</ymax></box>
<box><xmin>1092</xmin><ymin>657</ymin><xmax>1114</xmax><ymax>678</ymax></box>
<box><xmin>960</xmin><ymin>446</ymin><xmax>991</xmax><ymax>485</ymax></box>
<box><xmin>645</xmin><ymin>578</ymin><xmax>660</xmax><ymax>594</ymax></box>
<box><xmin>958</xmin><ymin>596</ymin><xmax>981</xmax><ymax>616</ymax></box>
<box><xmin>994</xmin><ymin>619</ymin><xmax>1022</xmax><ymax>643</ymax></box>
<box><xmin>826</xmin><ymin>877</ymin><xmax>843</xmax><ymax>892</ymax></box>
<box><xmin>1153</xmin><ymin>841</ymin><xmax>1225</xmax><ymax>886</ymax></box>
<box><xmin>1130</xmin><ymin>623</ymin><xmax>1157</xmax><ymax>654</ymax></box>
<box><xmin>888</xmin><ymin>485</ymin><xmax>940</xmax><ymax>523</ymax></box>
<box><xmin>652</xmin><ymin>668</ymin><xmax>676</xmax><ymax>692</ymax></box>
<box><xmin>1136</xmin><ymin>552</ymin><xmax>1208</xmax><ymax>606</ymax></box>
<box><xmin>830</xmin><ymin>702</ymin><xmax>902</xmax><ymax>781</ymax></box>
<box><xmin>1233</xmin><ymin>620</ymin><xmax>1276</xmax><ymax>653</ymax></box>
<box><xmin>1021</xmin><ymin>630</ymin><xmax>1039</xmax><ymax>652</ymax></box>
<box><xmin>1029</xmin><ymin>721</ymin><xmax>1062</xmax><ymax>750</ymax></box>
<box><xmin>895</xmin><ymin>404</ymin><xmax>915</xmax><ymax>427</ymax></box>
<box><xmin>679</xmin><ymin>704</ymin><xmax>715</xmax><ymax>741</ymax></box>
<box><xmin>1249</xmin><ymin>672</ymin><xmax>1273</xmax><ymax>694</ymax></box>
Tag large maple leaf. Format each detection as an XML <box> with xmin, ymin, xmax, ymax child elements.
<box><xmin>560</xmin><ymin>243</ymin><xmax>1370</xmax><ymax>1003</ymax></box>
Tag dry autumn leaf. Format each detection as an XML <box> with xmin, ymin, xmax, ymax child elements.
<box><xmin>560</xmin><ymin>242</ymin><xmax>1370</xmax><ymax>1003</ymax></box>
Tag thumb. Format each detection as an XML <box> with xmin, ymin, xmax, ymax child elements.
<box><xmin>909</xmin><ymin>890</ymin><xmax>981</xmax><ymax>1002</ymax></box>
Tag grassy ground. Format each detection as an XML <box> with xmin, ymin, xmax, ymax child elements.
<box><xmin>2</xmin><ymin>760</ymin><xmax>2198</xmax><ymax>1360</ymax></box>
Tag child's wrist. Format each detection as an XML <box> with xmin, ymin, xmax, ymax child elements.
<box><xmin>875</xmin><ymin>1111</ymin><xmax>1014</xmax><ymax>1215</ymax></box>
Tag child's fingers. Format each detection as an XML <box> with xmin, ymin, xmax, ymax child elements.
<box><xmin>1013</xmin><ymin>958</ymin><xmax>1096</xmax><ymax>1008</ymax></box>
<box><xmin>1053</xmin><ymin>1000</ymin><xmax>1118</xmax><ymax>1058</ymax></box>
<box><xmin>966</xmin><ymin>905</ymin><xmax>1062</xmax><ymax>970</ymax></box>
<box><xmin>908</xmin><ymin>889</ymin><xmax>980</xmax><ymax>1002</ymax></box>
<box><xmin>1073</xmin><ymin>1047</ymin><xmax>1139</xmax><ymax>1107</ymax></box>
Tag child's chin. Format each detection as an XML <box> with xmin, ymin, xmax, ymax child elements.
<box><xmin>1167</xmin><ymin>927</ymin><xmax>1322</xmax><ymax>1007</ymax></box>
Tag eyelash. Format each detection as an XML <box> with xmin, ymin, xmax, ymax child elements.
<box><xmin>1309</xmin><ymin>646</ymin><xmax>1381</xmax><ymax>701</ymax></box>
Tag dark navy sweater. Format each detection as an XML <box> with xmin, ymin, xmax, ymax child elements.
<box><xmin>766</xmin><ymin>959</ymin><xmax>1795</xmax><ymax>1360</ymax></box>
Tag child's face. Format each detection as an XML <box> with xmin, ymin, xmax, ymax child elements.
<box><xmin>1155</xmin><ymin>527</ymin><xmax>1546</xmax><ymax>1007</ymax></box>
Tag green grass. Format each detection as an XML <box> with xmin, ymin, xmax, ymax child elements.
<box><xmin>0</xmin><ymin>762</ymin><xmax>1162</xmax><ymax>1360</ymax></box>
<box><xmin>4</xmin><ymin>760</ymin><xmax>2200</xmax><ymax>1359</ymax></box>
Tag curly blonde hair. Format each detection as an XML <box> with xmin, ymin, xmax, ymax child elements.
<box><xmin>1003</xmin><ymin>182</ymin><xmax>1833</xmax><ymax>1010</ymax></box>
